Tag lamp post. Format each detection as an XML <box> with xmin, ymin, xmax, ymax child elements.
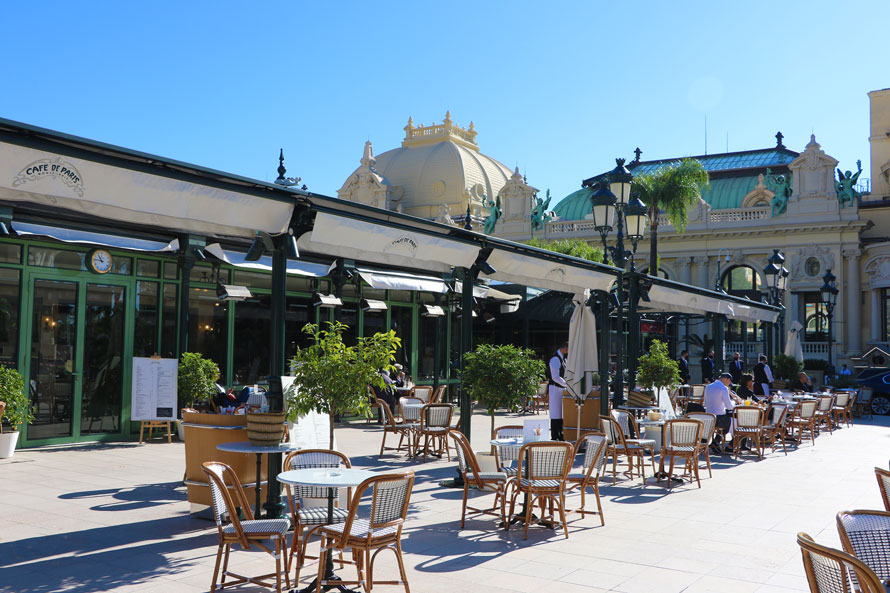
<box><xmin>590</xmin><ymin>158</ymin><xmax>648</xmax><ymax>408</ymax></box>
<box><xmin>763</xmin><ymin>249</ymin><xmax>789</xmax><ymax>353</ymax></box>
<box><xmin>820</xmin><ymin>269</ymin><xmax>839</xmax><ymax>378</ymax></box>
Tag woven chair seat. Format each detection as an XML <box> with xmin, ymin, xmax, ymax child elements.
<box><xmin>223</xmin><ymin>518</ymin><xmax>290</xmax><ymax>537</ymax></box>
<box><xmin>518</xmin><ymin>478</ymin><xmax>562</xmax><ymax>488</ymax></box>
<box><xmin>477</xmin><ymin>471</ymin><xmax>508</xmax><ymax>481</ymax></box>
<box><xmin>735</xmin><ymin>426</ymin><xmax>762</xmax><ymax>433</ymax></box>
<box><xmin>626</xmin><ymin>438</ymin><xmax>655</xmax><ymax>448</ymax></box>
<box><xmin>323</xmin><ymin>517</ymin><xmax>399</xmax><ymax>540</ymax></box>
<box><xmin>664</xmin><ymin>445</ymin><xmax>697</xmax><ymax>453</ymax></box>
<box><xmin>424</xmin><ymin>426</ymin><xmax>448</xmax><ymax>433</ymax></box>
<box><xmin>297</xmin><ymin>507</ymin><xmax>349</xmax><ymax>525</ymax></box>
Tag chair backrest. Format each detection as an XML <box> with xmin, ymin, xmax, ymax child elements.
<box><xmin>430</xmin><ymin>385</ymin><xmax>447</xmax><ymax>403</ymax></box>
<box><xmin>665</xmin><ymin>419</ymin><xmax>702</xmax><ymax>449</ymax></box>
<box><xmin>859</xmin><ymin>388</ymin><xmax>873</xmax><ymax>404</ymax></box>
<box><xmin>538</xmin><ymin>382</ymin><xmax>549</xmax><ymax>396</ymax></box>
<box><xmin>612</xmin><ymin>410</ymin><xmax>633</xmax><ymax>437</ymax></box>
<box><xmin>691</xmin><ymin>384</ymin><xmax>706</xmax><ymax>399</ymax></box>
<box><xmin>421</xmin><ymin>403</ymin><xmax>452</xmax><ymax>430</ymax></box>
<box><xmin>818</xmin><ymin>395</ymin><xmax>834</xmax><ymax>412</ymax></box>
<box><xmin>581</xmin><ymin>435</ymin><xmax>609</xmax><ymax>475</ymax></box>
<box><xmin>601</xmin><ymin>415</ymin><xmax>626</xmax><ymax>448</ymax></box>
<box><xmin>493</xmin><ymin>425</ymin><xmax>523</xmax><ymax>465</ymax></box>
<box><xmin>449</xmin><ymin>430</ymin><xmax>484</xmax><ymax>485</ymax></box>
<box><xmin>378</xmin><ymin>399</ymin><xmax>399</xmax><ymax>427</ymax></box>
<box><xmin>836</xmin><ymin>509</ymin><xmax>890</xmax><ymax>584</ymax></box>
<box><xmin>797</xmin><ymin>532</ymin><xmax>886</xmax><ymax>593</ymax></box>
<box><xmin>400</xmin><ymin>397</ymin><xmax>423</xmax><ymax>421</ymax></box>
<box><xmin>202</xmin><ymin>461</ymin><xmax>252</xmax><ymax>547</ymax></box>
<box><xmin>798</xmin><ymin>400</ymin><xmax>818</xmax><ymax>419</ymax></box>
<box><xmin>876</xmin><ymin>468</ymin><xmax>890</xmax><ymax>512</ymax></box>
<box><xmin>685</xmin><ymin>412</ymin><xmax>716</xmax><ymax>443</ymax></box>
<box><xmin>413</xmin><ymin>386</ymin><xmax>433</xmax><ymax>402</ymax></box>
<box><xmin>733</xmin><ymin>406</ymin><xmax>763</xmax><ymax>429</ymax></box>
<box><xmin>834</xmin><ymin>392</ymin><xmax>851</xmax><ymax>408</ymax></box>
<box><xmin>284</xmin><ymin>449</ymin><xmax>351</xmax><ymax>502</ymax></box>
<box><xmin>767</xmin><ymin>404</ymin><xmax>789</xmax><ymax>428</ymax></box>
<box><xmin>518</xmin><ymin>441</ymin><xmax>573</xmax><ymax>482</ymax></box>
<box><xmin>334</xmin><ymin>472</ymin><xmax>414</xmax><ymax>547</ymax></box>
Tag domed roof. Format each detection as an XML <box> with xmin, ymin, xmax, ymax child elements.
<box><xmin>341</xmin><ymin>113</ymin><xmax>513</xmax><ymax>220</ymax></box>
<box><xmin>552</xmin><ymin>187</ymin><xmax>594</xmax><ymax>221</ymax></box>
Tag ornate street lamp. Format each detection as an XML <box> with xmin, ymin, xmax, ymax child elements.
<box><xmin>820</xmin><ymin>269</ymin><xmax>839</xmax><ymax>377</ymax></box>
<box><xmin>763</xmin><ymin>249</ymin><xmax>789</xmax><ymax>353</ymax></box>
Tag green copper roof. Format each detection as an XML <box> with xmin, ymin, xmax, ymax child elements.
<box><xmin>629</xmin><ymin>148</ymin><xmax>796</xmax><ymax>175</ymax></box>
<box><xmin>552</xmin><ymin>187</ymin><xmax>593</xmax><ymax>221</ymax></box>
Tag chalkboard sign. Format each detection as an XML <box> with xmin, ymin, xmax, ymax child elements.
<box><xmin>131</xmin><ymin>357</ymin><xmax>178</xmax><ymax>421</ymax></box>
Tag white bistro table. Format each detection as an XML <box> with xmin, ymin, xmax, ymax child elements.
<box><xmin>278</xmin><ymin>467</ymin><xmax>376</xmax><ymax>592</ymax></box>
<box><xmin>216</xmin><ymin>441</ymin><xmax>300</xmax><ymax>519</ymax></box>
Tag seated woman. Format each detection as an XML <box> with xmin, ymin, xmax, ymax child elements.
<box><xmin>792</xmin><ymin>371</ymin><xmax>815</xmax><ymax>393</ymax></box>
<box><xmin>371</xmin><ymin>369</ymin><xmax>396</xmax><ymax>423</ymax></box>
<box><xmin>736</xmin><ymin>373</ymin><xmax>761</xmax><ymax>401</ymax></box>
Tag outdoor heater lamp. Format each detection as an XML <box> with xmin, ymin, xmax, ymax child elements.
<box><xmin>608</xmin><ymin>158</ymin><xmax>633</xmax><ymax>207</ymax></box>
<box><xmin>360</xmin><ymin>298</ymin><xmax>387</xmax><ymax>313</ymax></box>
<box><xmin>312</xmin><ymin>292</ymin><xmax>342</xmax><ymax>308</ymax></box>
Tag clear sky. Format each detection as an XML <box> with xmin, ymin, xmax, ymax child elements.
<box><xmin>1</xmin><ymin>1</ymin><xmax>886</xmax><ymax>209</ymax></box>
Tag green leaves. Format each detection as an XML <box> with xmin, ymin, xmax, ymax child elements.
<box><xmin>286</xmin><ymin>322</ymin><xmax>401</xmax><ymax>423</ymax></box>
<box><xmin>637</xmin><ymin>340</ymin><xmax>681</xmax><ymax>391</ymax></box>
<box><xmin>632</xmin><ymin>158</ymin><xmax>709</xmax><ymax>233</ymax></box>
<box><xmin>0</xmin><ymin>365</ymin><xmax>30</xmax><ymax>429</ymax></box>
<box><xmin>178</xmin><ymin>352</ymin><xmax>219</xmax><ymax>408</ymax></box>
<box><xmin>525</xmin><ymin>237</ymin><xmax>604</xmax><ymax>263</ymax></box>
<box><xmin>462</xmin><ymin>344</ymin><xmax>545</xmax><ymax>416</ymax></box>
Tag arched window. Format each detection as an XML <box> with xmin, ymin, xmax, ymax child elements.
<box><xmin>722</xmin><ymin>266</ymin><xmax>765</xmax><ymax>342</ymax></box>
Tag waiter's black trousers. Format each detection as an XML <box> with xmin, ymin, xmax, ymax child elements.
<box><xmin>550</xmin><ymin>419</ymin><xmax>564</xmax><ymax>441</ymax></box>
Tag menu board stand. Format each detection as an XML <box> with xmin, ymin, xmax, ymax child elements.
<box><xmin>131</xmin><ymin>355</ymin><xmax>178</xmax><ymax>444</ymax></box>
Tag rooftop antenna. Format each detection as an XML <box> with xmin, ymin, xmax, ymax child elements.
<box><xmin>704</xmin><ymin>116</ymin><xmax>708</xmax><ymax>155</ymax></box>
<box><xmin>726</xmin><ymin>132</ymin><xmax>729</xmax><ymax>153</ymax></box>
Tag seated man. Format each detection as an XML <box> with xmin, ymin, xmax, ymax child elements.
<box><xmin>704</xmin><ymin>373</ymin><xmax>742</xmax><ymax>453</ymax></box>
<box><xmin>792</xmin><ymin>371</ymin><xmax>815</xmax><ymax>393</ymax></box>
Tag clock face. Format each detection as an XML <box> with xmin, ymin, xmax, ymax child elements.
<box><xmin>89</xmin><ymin>249</ymin><xmax>113</xmax><ymax>274</ymax></box>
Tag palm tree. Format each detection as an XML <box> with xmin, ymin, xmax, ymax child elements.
<box><xmin>631</xmin><ymin>158</ymin><xmax>709</xmax><ymax>276</ymax></box>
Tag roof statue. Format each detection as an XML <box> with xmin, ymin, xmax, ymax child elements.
<box><xmin>482</xmin><ymin>193</ymin><xmax>502</xmax><ymax>235</ymax></box>
<box><xmin>435</xmin><ymin>203</ymin><xmax>455</xmax><ymax>226</ymax></box>
<box><xmin>531</xmin><ymin>189</ymin><xmax>552</xmax><ymax>230</ymax></box>
<box><xmin>764</xmin><ymin>167</ymin><xmax>792</xmax><ymax>216</ymax></box>
<box><xmin>836</xmin><ymin>160</ymin><xmax>862</xmax><ymax>207</ymax></box>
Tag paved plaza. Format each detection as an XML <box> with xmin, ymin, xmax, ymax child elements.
<box><xmin>1</xmin><ymin>410</ymin><xmax>888</xmax><ymax>593</ymax></box>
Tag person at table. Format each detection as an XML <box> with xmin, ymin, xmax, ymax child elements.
<box><xmin>729</xmin><ymin>352</ymin><xmax>744</xmax><ymax>385</ymax></box>
<box><xmin>737</xmin><ymin>373</ymin><xmax>759</xmax><ymax>401</ymax></box>
<box><xmin>213</xmin><ymin>366</ymin><xmax>237</xmax><ymax>411</ymax></box>
<box><xmin>752</xmin><ymin>354</ymin><xmax>774</xmax><ymax>397</ymax></box>
<box><xmin>839</xmin><ymin>364</ymin><xmax>852</xmax><ymax>376</ymax></box>
<box><xmin>547</xmin><ymin>341</ymin><xmax>568</xmax><ymax>441</ymax></box>
<box><xmin>677</xmin><ymin>350</ymin><xmax>691</xmax><ymax>386</ymax></box>
<box><xmin>704</xmin><ymin>372</ymin><xmax>743</xmax><ymax>453</ymax></box>
<box><xmin>371</xmin><ymin>368</ymin><xmax>397</xmax><ymax>423</ymax></box>
<box><xmin>792</xmin><ymin>371</ymin><xmax>815</xmax><ymax>393</ymax></box>
<box><xmin>701</xmin><ymin>350</ymin><xmax>715</xmax><ymax>383</ymax></box>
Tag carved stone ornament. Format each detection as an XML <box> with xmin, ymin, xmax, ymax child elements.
<box><xmin>676</xmin><ymin>256</ymin><xmax>692</xmax><ymax>268</ymax></box>
<box><xmin>687</xmin><ymin>197</ymin><xmax>710</xmax><ymax>223</ymax></box>
<box><xmin>866</xmin><ymin>255</ymin><xmax>890</xmax><ymax>289</ymax></box>
<box><xmin>788</xmin><ymin>246</ymin><xmax>836</xmax><ymax>281</ymax></box>
<box><xmin>435</xmin><ymin>203</ymin><xmax>455</xmax><ymax>226</ymax></box>
<box><xmin>740</xmin><ymin>174</ymin><xmax>774</xmax><ymax>208</ymax></box>
<box><xmin>337</xmin><ymin>141</ymin><xmax>398</xmax><ymax>210</ymax></box>
<box><xmin>788</xmin><ymin>134</ymin><xmax>839</xmax><ymax>199</ymax></box>
<box><xmin>497</xmin><ymin>167</ymin><xmax>538</xmax><ymax>222</ymax></box>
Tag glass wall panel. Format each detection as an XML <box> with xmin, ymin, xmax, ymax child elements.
<box><xmin>0</xmin><ymin>243</ymin><xmax>21</xmax><ymax>264</ymax></box>
<box><xmin>285</xmin><ymin>296</ymin><xmax>315</xmax><ymax>362</ymax></box>
<box><xmin>109</xmin><ymin>256</ymin><xmax>132</xmax><ymax>275</ymax></box>
<box><xmin>339</xmin><ymin>303</ymin><xmax>358</xmax><ymax>346</ymax></box>
<box><xmin>28</xmin><ymin>247</ymin><xmax>86</xmax><ymax>271</ymax></box>
<box><xmin>362</xmin><ymin>309</ymin><xmax>387</xmax><ymax>340</ymax></box>
<box><xmin>161</xmin><ymin>284</ymin><xmax>178</xmax><ymax>358</ymax></box>
<box><xmin>190</xmin><ymin>264</ymin><xmax>216</xmax><ymax>284</ymax></box>
<box><xmin>234</xmin><ymin>270</ymin><xmax>272</xmax><ymax>290</ymax></box>
<box><xmin>164</xmin><ymin>262</ymin><xmax>178</xmax><ymax>280</ymax></box>
<box><xmin>232</xmin><ymin>294</ymin><xmax>271</xmax><ymax>385</ymax></box>
<box><xmin>81</xmin><ymin>284</ymin><xmax>125</xmax><ymax>434</ymax></box>
<box><xmin>0</xmin><ymin>268</ymin><xmax>20</xmax><ymax>369</ymax></box>
<box><xmin>418</xmin><ymin>314</ymin><xmax>447</xmax><ymax>381</ymax></box>
<box><xmin>390</xmin><ymin>305</ymin><xmax>414</xmax><ymax>375</ymax></box>
<box><xmin>188</xmin><ymin>287</ymin><xmax>229</xmax><ymax>378</ymax></box>
<box><xmin>134</xmin><ymin>281</ymin><xmax>159</xmax><ymax>357</ymax></box>
<box><xmin>803</xmin><ymin>292</ymin><xmax>828</xmax><ymax>342</ymax></box>
<box><xmin>286</xmin><ymin>276</ymin><xmax>313</xmax><ymax>293</ymax></box>
<box><xmin>137</xmin><ymin>259</ymin><xmax>159</xmax><ymax>278</ymax></box>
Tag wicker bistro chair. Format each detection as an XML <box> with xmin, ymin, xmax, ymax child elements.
<box><xmin>853</xmin><ymin>388</ymin><xmax>873</xmax><ymax>419</ymax></box>
<box><xmin>416</xmin><ymin>403</ymin><xmax>453</xmax><ymax>460</ymax></box>
<box><xmin>282</xmin><ymin>450</ymin><xmax>351</xmax><ymax>583</ymax></box>
<box><xmin>685</xmin><ymin>412</ymin><xmax>717</xmax><ymax>478</ymax></box>
<box><xmin>836</xmin><ymin>509</ymin><xmax>890</xmax><ymax>587</ymax></box>
<box><xmin>429</xmin><ymin>385</ymin><xmax>447</xmax><ymax>404</ymax></box>
<box><xmin>412</xmin><ymin>385</ymin><xmax>433</xmax><ymax>402</ymax></box>
<box><xmin>732</xmin><ymin>406</ymin><xmax>765</xmax><ymax>460</ymax></box>
<box><xmin>831</xmin><ymin>392</ymin><xmax>853</xmax><ymax>428</ymax></box>
<box><xmin>315</xmin><ymin>472</ymin><xmax>415</xmax><ymax>593</ymax></box>
<box><xmin>398</xmin><ymin>396</ymin><xmax>423</xmax><ymax>422</ymax></box>
<box><xmin>377</xmin><ymin>400</ymin><xmax>417</xmax><ymax>459</ymax></box>
<box><xmin>789</xmin><ymin>400</ymin><xmax>819</xmax><ymax>446</ymax></box>
<box><xmin>532</xmin><ymin>381</ymin><xmax>549</xmax><ymax>414</ymax></box>
<box><xmin>507</xmin><ymin>441</ymin><xmax>574</xmax><ymax>540</ymax></box>
<box><xmin>762</xmin><ymin>404</ymin><xmax>790</xmax><ymax>456</ymax></box>
<box><xmin>492</xmin><ymin>425</ymin><xmax>524</xmax><ymax>477</ymax></box>
<box><xmin>797</xmin><ymin>532</ymin><xmax>887</xmax><ymax>593</ymax></box>
<box><xmin>201</xmin><ymin>462</ymin><xmax>291</xmax><ymax>593</ymax></box>
<box><xmin>566</xmin><ymin>435</ymin><xmax>608</xmax><ymax>525</ymax></box>
<box><xmin>815</xmin><ymin>395</ymin><xmax>835</xmax><ymax>435</ymax></box>
<box><xmin>602</xmin><ymin>414</ymin><xmax>656</xmax><ymax>485</ymax></box>
<box><xmin>660</xmin><ymin>419</ymin><xmax>704</xmax><ymax>489</ymax></box>
<box><xmin>449</xmin><ymin>430</ymin><xmax>510</xmax><ymax>528</ymax></box>
<box><xmin>877</xmin><ymin>467</ymin><xmax>890</xmax><ymax>512</ymax></box>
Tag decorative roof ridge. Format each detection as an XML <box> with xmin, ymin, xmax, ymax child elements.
<box><xmin>401</xmin><ymin>112</ymin><xmax>479</xmax><ymax>151</ymax></box>
<box><xmin>628</xmin><ymin>146</ymin><xmax>800</xmax><ymax>168</ymax></box>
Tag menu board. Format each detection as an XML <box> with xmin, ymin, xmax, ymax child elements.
<box><xmin>281</xmin><ymin>376</ymin><xmax>335</xmax><ymax>450</ymax></box>
<box><xmin>131</xmin><ymin>357</ymin><xmax>178</xmax><ymax>421</ymax></box>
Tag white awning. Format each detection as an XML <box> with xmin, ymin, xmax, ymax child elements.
<box><xmin>358</xmin><ymin>268</ymin><xmax>448</xmax><ymax>293</ymax></box>
<box><xmin>0</xmin><ymin>141</ymin><xmax>294</xmax><ymax>239</ymax></box>
<box><xmin>205</xmin><ymin>243</ymin><xmax>328</xmax><ymax>277</ymax></box>
<box><xmin>454</xmin><ymin>281</ymin><xmax>490</xmax><ymax>299</ymax></box>
<box><xmin>12</xmin><ymin>221</ymin><xmax>179</xmax><ymax>252</ymax></box>
<box><xmin>483</xmin><ymin>249</ymin><xmax>615</xmax><ymax>293</ymax></box>
<box><xmin>300</xmin><ymin>212</ymin><xmax>479</xmax><ymax>274</ymax></box>
<box><xmin>646</xmin><ymin>285</ymin><xmax>779</xmax><ymax>324</ymax></box>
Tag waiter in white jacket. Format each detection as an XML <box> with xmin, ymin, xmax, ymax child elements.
<box><xmin>547</xmin><ymin>342</ymin><xmax>569</xmax><ymax>441</ymax></box>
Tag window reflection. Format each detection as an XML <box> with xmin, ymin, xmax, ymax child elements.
<box><xmin>188</xmin><ymin>287</ymin><xmax>228</xmax><ymax>379</ymax></box>
<box><xmin>233</xmin><ymin>294</ymin><xmax>271</xmax><ymax>385</ymax></box>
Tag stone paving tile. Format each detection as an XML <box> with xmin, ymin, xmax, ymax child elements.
<box><xmin>0</xmin><ymin>410</ymin><xmax>887</xmax><ymax>593</ymax></box>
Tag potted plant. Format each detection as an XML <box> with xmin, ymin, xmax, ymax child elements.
<box><xmin>0</xmin><ymin>365</ymin><xmax>30</xmax><ymax>458</ymax></box>
<box><xmin>461</xmin><ymin>343</ymin><xmax>545</xmax><ymax>435</ymax></box>
<box><xmin>286</xmin><ymin>321</ymin><xmax>400</xmax><ymax>448</ymax></box>
<box><xmin>637</xmin><ymin>340</ymin><xmax>681</xmax><ymax>415</ymax></box>
<box><xmin>177</xmin><ymin>352</ymin><xmax>219</xmax><ymax>440</ymax></box>
<box><xmin>772</xmin><ymin>353</ymin><xmax>803</xmax><ymax>388</ymax></box>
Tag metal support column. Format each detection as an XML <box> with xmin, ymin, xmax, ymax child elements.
<box><xmin>458</xmin><ymin>267</ymin><xmax>474</xmax><ymax>439</ymax></box>
<box><xmin>713</xmin><ymin>314</ymin><xmax>725</xmax><ymax>375</ymax></box>
<box><xmin>627</xmin><ymin>273</ymin><xmax>640</xmax><ymax>390</ymax></box>
<box><xmin>613</xmin><ymin>270</ymin><xmax>625</xmax><ymax>407</ymax></box>
<box><xmin>263</xmin><ymin>246</ymin><xmax>287</xmax><ymax>520</ymax></box>
<box><xmin>598</xmin><ymin>291</ymin><xmax>611</xmax><ymax>417</ymax></box>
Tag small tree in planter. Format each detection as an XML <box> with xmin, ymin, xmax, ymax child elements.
<box><xmin>461</xmin><ymin>343</ymin><xmax>545</xmax><ymax>435</ymax></box>
<box><xmin>637</xmin><ymin>340</ymin><xmax>681</xmax><ymax>405</ymax></box>
<box><xmin>178</xmin><ymin>352</ymin><xmax>219</xmax><ymax>412</ymax></box>
<box><xmin>0</xmin><ymin>365</ymin><xmax>30</xmax><ymax>458</ymax></box>
<box><xmin>286</xmin><ymin>322</ymin><xmax>400</xmax><ymax>448</ymax></box>
<box><xmin>772</xmin><ymin>354</ymin><xmax>803</xmax><ymax>383</ymax></box>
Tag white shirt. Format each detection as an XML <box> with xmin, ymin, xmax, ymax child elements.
<box><xmin>704</xmin><ymin>380</ymin><xmax>734</xmax><ymax>416</ymax></box>
<box><xmin>548</xmin><ymin>351</ymin><xmax>567</xmax><ymax>420</ymax></box>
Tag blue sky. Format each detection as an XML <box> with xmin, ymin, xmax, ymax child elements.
<box><xmin>1</xmin><ymin>1</ymin><xmax>886</xmax><ymax>208</ymax></box>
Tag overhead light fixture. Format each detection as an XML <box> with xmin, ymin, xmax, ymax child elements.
<box><xmin>422</xmin><ymin>304</ymin><xmax>446</xmax><ymax>317</ymax></box>
<box><xmin>477</xmin><ymin>260</ymin><xmax>496</xmax><ymax>276</ymax></box>
<box><xmin>284</xmin><ymin>228</ymin><xmax>299</xmax><ymax>258</ymax></box>
<box><xmin>217</xmin><ymin>283</ymin><xmax>252</xmax><ymax>302</ymax></box>
<box><xmin>482</xmin><ymin>312</ymin><xmax>496</xmax><ymax>324</ymax></box>
<box><xmin>500</xmin><ymin>301</ymin><xmax>520</xmax><ymax>314</ymax></box>
<box><xmin>313</xmin><ymin>292</ymin><xmax>342</xmax><ymax>308</ymax></box>
<box><xmin>361</xmin><ymin>298</ymin><xmax>387</xmax><ymax>313</ymax></box>
<box><xmin>245</xmin><ymin>231</ymin><xmax>275</xmax><ymax>262</ymax></box>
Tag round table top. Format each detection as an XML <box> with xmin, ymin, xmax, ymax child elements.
<box><xmin>277</xmin><ymin>467</ymin><xmax>376</xmax><ymax>487</ymax></box>
<box><xmin>395</xmin><ymin>386</ymin><xmax>415</xmax><ymax>392</ymax></box>
<box><xmin>216</xmin><ymin>441</ymin><xmax>300</xmax><ymax>454</ymax></box>
<box><xmin>402</xmin><ymin>402</ymin><xmax>426</xmax><ymax>409</ymax></box>
<box><xmin>490</xmin><ymin>437</ymin><xmax>523</xmax><ymax>448</ymax></box>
